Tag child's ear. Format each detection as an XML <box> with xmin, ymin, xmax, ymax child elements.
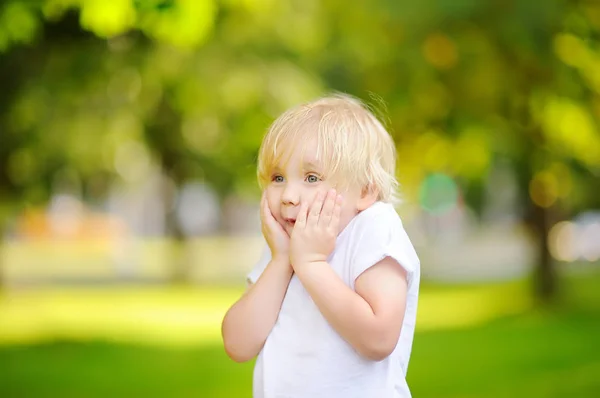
<box><xmin>356</xmin><ymin>184</ymin><xmax>379</xmax><ymax>211</ymax></box>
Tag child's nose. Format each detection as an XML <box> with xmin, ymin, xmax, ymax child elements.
<box><xmin>281</xmin><ymin>183</ymin><xmax>300</xmax><ymax>206</ymax></box>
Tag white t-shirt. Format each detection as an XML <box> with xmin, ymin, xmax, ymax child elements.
<box><xmin>247</xmin><ymin>201</ymin><xmax>420</xmax><ymax>398</ymax></box>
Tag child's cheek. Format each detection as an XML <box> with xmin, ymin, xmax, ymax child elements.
<box><xmin>265</xmin><ymin>188</ymin><xmax>279</xmax><ymax>212</ymax></box>
<box><xmin>302</xmin><ymin>191</ymin><xmax>318</xmax><ymax>207</ymax></box>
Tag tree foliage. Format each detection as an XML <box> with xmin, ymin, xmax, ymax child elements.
<box><xmin>1</xmin><ymin>0</ymin><xmax>599</xmax><ymax>295</ymax></box>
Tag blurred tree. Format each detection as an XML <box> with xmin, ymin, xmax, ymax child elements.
<box><xmin>0</xmin><ymin>0</ymin><xmax>598</xmax><ymax>297</ymax></box>
<box><xmin>378</xmin><ymin>0</ymin><xmax>600</xmax><ymax>301</ymax></box>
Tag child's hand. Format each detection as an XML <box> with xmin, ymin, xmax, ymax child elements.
<box><xmin>260</xmin><ymin>191</ymin><xmax>290</xmax><ymax>264</ymax></box>
<box><xmin>290</xmin><ymin>189</ymin><xmax>343</xmax><ymax>269</ymax></box>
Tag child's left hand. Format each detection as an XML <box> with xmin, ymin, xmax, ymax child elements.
<box><xmin>290</xmin><ymin>189</ymin><xmax>343</xmax><ymax>270</ymax></box>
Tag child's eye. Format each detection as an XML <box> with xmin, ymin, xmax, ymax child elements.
<box><xmin>305</xmin><ymin>174</ymin><xmax>321</xmax><ymax>183</ymax></box>
<box><xmin>272</xmin><ymin>175</ymin><xmax>284</xmax><ymax>183</ymax></box>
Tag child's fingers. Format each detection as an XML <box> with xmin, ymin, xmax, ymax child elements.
<box><xmin>319</xmin><ymin>189</ymin><xmax>336</xmax><ymax>227</ymax></box>
<box><xmin>330</xmin><ymin>194</ymin><xmax>343</xmax><ymax>231</ymax></box>
<box><xmin>308</xmin><ymin>192</ymin><xmax>324</xmax><ymax>226</ymax></box>
<box><xmin>295</xmin><ymin>198</ymin><xmax>309</xmax><ymax>229</ymax></box>
<box><xmin>261</xmin><ymin>192</ymin><xmax>271</xmax><ymax>220</ymax></box>
<box><xmin>260</xmin><ymin>192</ymin><xmax>267</xmax><ymax>218</ymax></box>
<box><xmin>261</xmin><ymin>192</ymin><xmax>280</xmax><ymax>229</ymax></box>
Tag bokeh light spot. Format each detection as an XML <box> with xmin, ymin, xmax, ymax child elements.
<box><xmin>419</xmin><ymin>173</ymin><xmax>459</xmax><ymax>215</ymax></box>
<box><xmin>423</xmin><ymin>33</ymin><xmax>458</xmax><ymax>70</ymax></box>
<box><xmin>548</xmin><ymin>221</ymin><xmax>578</xmax><ymax>262</ymax></box>
<box><xmin>529</xmin><ymin>171</ymin><xmax>559</xmax><ymax>208</ymax></box>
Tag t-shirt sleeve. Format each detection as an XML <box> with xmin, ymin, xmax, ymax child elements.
<box><xmin>350</xmin><ymin>212</ymin><xmax>419</xmax><ymax>286</ymax></box>
<box><xmin>247</xmin><ymin>243</ymin><xmax>272</xmax><ymax>284</ymax></box>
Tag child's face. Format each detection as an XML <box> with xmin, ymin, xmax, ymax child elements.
<box><xmin>265</xmin><ymin>137</ymin><xmax>366</xmax><ymax>237</ymax></box>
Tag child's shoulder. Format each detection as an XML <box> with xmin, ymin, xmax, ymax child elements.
<box><xmin>339</xmin><ymin>201</ymin><xmax>404</xmax><ymax>245</ymax></box>
<box><xmin>351</xmin><ymin>201</ymin><xmax>402</xmax><ymax>231</ymax></box>
<box><xmin>342</xmin><ymin>201</ymin><xmax>420</xmax><ymax>280</ymax></box>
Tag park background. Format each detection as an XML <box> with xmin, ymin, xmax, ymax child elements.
<box><xmin>0</xmin><ymin>0</ymin><xmax>599</xmax><ymax>397</ymax></box>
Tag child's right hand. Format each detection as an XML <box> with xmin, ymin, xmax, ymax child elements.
<box><xmin>260</xmin><ymin>192</ymin><xmax>290</xmax><ymax>264</ymax></box>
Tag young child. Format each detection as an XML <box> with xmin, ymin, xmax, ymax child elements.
<box><xmin>221</xmin><ymin>94</ymin><xmax>420</xmax><ymax>398</ymax></box>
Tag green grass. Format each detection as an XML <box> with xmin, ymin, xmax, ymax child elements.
<box><xmin>1</xmin><ymin>271</ymin><xmax>599</xmax><ymax>397</ymax></box>
<box><xmin>410</xmin><ymin>309</ymin><xmax>600</xmax><ymax>397</ymax></box>
<box><xmin>0</xmin><ymin>342</ymin><xmax>254</xmax><ymax>398</ymax></box>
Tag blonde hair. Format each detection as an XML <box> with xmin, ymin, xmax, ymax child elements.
<box><xmin>257</xmin><ymin>94</ymin><xmax>400</xmax><ymax>204</ymax></box>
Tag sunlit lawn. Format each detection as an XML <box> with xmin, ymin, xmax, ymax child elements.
<box><xmin>1</xmin><ymin>271</ymin><xmax>599</xmax><ymax>397</ymax></box>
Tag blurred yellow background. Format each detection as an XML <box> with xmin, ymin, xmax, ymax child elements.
<box><xmin>0</xmin><ymin>0</ymin><xmax>599</xmax><ymax>397</ymax></box>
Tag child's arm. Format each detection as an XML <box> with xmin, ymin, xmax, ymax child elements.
<box><xmin>221</xmin><ymin>257</ymin><xmax>293</xmax><ymax>362</ymax></box>
<box><xmin>290</xmin><ymin>190</ymin><xmax>408</xmax><ymax>361</ymax></box>
<box><xmin>294</xmin><ymin>258</ymin><xmax>406</xmax><ymax>361</ymax></box>
<box><xmin>221</xmin><ymin>192</ymin><xmax>292</xmax><ymax>362</ymax></box>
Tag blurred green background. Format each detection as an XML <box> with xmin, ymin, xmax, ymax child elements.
<box><xmin>1</xmin><ymin>0</ymin><xmax>599</xmax><ymax>397</ymax></box>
